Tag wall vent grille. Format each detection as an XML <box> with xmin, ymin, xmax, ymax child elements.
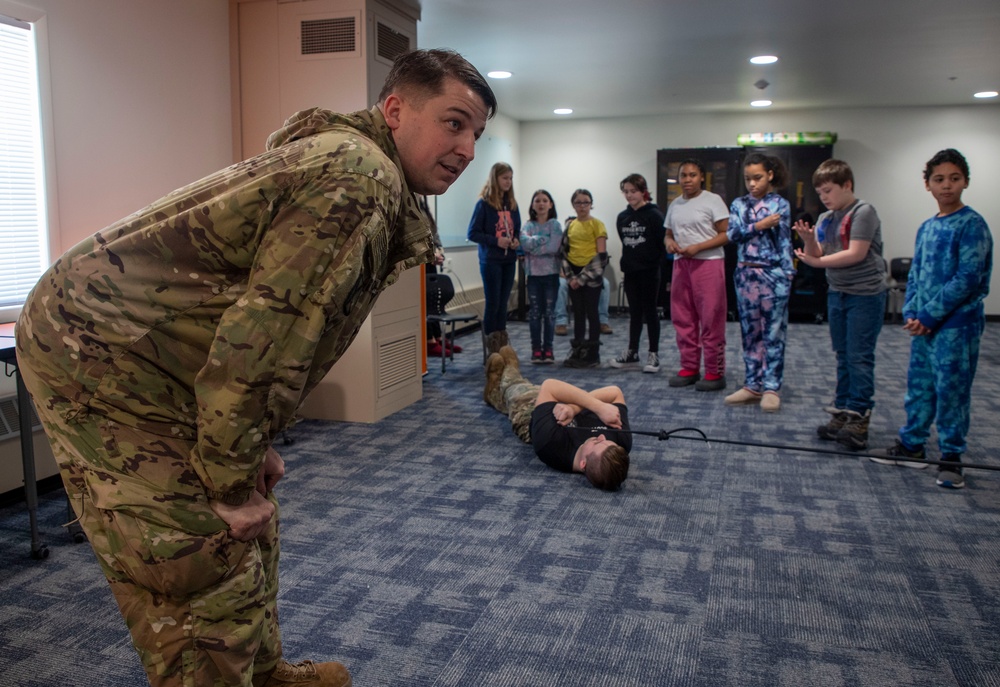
<box><xmin>300</xmin><ymin>16</ymin><xmax>356</xmax><ymax>55</ymax></box>
<box><xmin>375</xmin><ymin>20</ymin><xmax>410</xmax><ymax>63</ymax></box>
<box><xmin>377</xmin><ymin>335</ymin><xmax>417</xmax><ymax>393</ymax></box>
<box><xmin>0</xmin><ymin>395</ymin><xmax>42</xmax><ymax>441</ymax></box>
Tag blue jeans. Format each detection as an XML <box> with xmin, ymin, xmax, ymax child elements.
<box><xmin>555</xmin><ymin>276</ymin><xmax>610</xmax><ymax>326</ymax></box>
<box><xmin>480</xmin><ymin>260</ymin><xmax>516</xmax><ymax>335</ymax></box>
<box><xmin>827</xmin><ymin>290</ymin><xmax>886</xmax><ymax>413</ymax></box>
<box><xmin>527</xmin><ymin>274</ymin><xmax>559</xmax><ymax>351</ymax></box>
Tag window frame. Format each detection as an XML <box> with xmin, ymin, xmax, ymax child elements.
<box><xmin>0</xmin><ymin>0</ymin><xmax>59</xmax><ymax>324</ymax></box>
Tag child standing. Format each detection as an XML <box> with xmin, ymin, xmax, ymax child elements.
<box><xmin>467</xmin><ymin>162</ymin><xmax>521</xmax><ymax>356</ymax></box>
<box><xmin>520</xmin><ymin>190</ymin><xmax>563</xmax><ymax>364</ymax></box>
<box><xmin>611</xmin><ymin>173</ymin><xmax>666</xmax><ymax>373</ymax></box>
<box><xmin>794</xmin><ymin>160</ymin><xmax>887</xmax><ymax>450</ymax></box>
<box><xmin>562</xmin><ymin>189</ymin><xmax>608</xmax><ymax>368</ymax></box>
<box><xmin>663</xmin><ymin>159</ymin><xmax>730</xmax><ymax>390</ymax></box>
<box><xmin>869</xmin><ymin>149</ymin><xmax>993</xmax><ymax>489</ymax></box>
<box><xmin>725</xmin><ymin>153</ymin><xmax>794</xmax><ymax>412</ymax></box>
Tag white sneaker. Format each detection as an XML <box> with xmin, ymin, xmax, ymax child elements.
<box><xmin>610</xmin><ymin>349</ymin><xmax>639</xmax><ymax>368</ymax></box>
<box><xmin>643</xmin><ymin>351</ymin><xmax>660</xmax><ymax>373</ymax></box>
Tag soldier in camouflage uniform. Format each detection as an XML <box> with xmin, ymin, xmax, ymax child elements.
<box><xmin>484</xmin><ymin>346</ymin><xmax>632</xmax><ymax>491</ymax></box>
<box><xmin>14</xmin><ymin>49</ymin><xmax>495</xmax><ymax>687</ymax></box>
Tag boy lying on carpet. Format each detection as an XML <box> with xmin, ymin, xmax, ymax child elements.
<box><xmin>484</xmin><ymin>346</ymin><xmax>631</xmax><ymax>490</ymax></box>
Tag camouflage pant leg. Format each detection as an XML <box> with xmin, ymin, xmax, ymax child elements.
<box><xmin>498</xmin><ymin>366</ymin><xmax>539</xmax><ymax>444</ymax></box>
<box><xmin>17</xmin><ymin>370</ymin><xmax>281</xmax><ymax>686</ymax></box>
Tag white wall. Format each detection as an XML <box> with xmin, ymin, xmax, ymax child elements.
<box><xmin>0</xmin><ymin>0</ymin><xmax>232</xmax><ymax>397</ymax></box>
<box><xmin>514</xmin><ymin>105</ymin><xmax>1000</xmax><ymax>314</ymax></box>
<box><xmin>22</xmin><ymin>0</ymin><xmax>233</xmax><ymax>254</ymax></box>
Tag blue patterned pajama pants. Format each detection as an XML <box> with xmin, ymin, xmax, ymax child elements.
<box><xmin>734</xmin><ymin>266</ymin><xmax>791</xmax><ymax>394</ymax></box>
<box><xmin>899</xmin><ymin>321</ymin><xmax>983</xmax><ymax>455</ymax></box>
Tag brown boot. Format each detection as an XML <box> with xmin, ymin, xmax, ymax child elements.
<box><xmin>484</xmin><ymin>352</ymin><xmax>506</xmax><ymax>407</ymax></box>
<box><xmin>483</xmin><ymin>330</ymin><xmax>507</xmax><ymax>360</ymax></box>
<box><xmin>498</xmin><ymin>344</ymin><xmax>520</xmax><ymax>371</ymax></box>
<box><xmin>254</xmin><ymin>659</ymin><xmax>351</xmax><ymax>687</ymax></box>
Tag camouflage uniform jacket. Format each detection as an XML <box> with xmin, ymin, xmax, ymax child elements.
<box><xmin>17</xmin><ymin>106</ymin><xmax>433</xmax><ymax>506</ymax></box>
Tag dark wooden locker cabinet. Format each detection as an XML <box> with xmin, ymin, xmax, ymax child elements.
<box><xmin>656</xmin><ymin>145</ymin><xmax>833</xmax><ymax>323</ymax></box>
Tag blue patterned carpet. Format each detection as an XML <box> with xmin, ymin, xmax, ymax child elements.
<box><xmin>2</xmin><ymin>318</ymin><xmax>999</xmax><ymax>686</ymax></box>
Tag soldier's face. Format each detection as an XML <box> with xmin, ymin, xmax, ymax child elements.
<box><xmin>383</xmin><ymin>77</ymin><xmax>489</xmax><ymax>195</ymax></box>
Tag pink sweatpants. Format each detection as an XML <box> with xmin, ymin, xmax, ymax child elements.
<box><xmin>670</xmin><ymin>258</ymin><xmax>727</xmax><ymax>376</ymax></box>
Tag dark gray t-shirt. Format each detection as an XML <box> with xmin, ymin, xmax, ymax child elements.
<box><xmin>818</xmin><ymin>200</ymin><xmax>887</xmax><ymax>295</ymax></box>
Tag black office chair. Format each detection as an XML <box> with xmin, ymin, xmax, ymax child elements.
<box><xmin>426</xmin><ymin>272</ymin><xmax>479</xmax><ymax>373</ymax></box>
<box><xmin>887</xmin><ymin>257</ymin><xmax>912</xmax><ymax>323</ymax></box>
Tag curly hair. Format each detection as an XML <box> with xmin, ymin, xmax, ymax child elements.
<box><xmin>923</xmin><ymin>148</ymin><xmax>970</xmax><ymax>182</ymax></box>
<box><xmin>743</xmin><ymin>152</ymin><xmax>789</xmax><ymax>190</ymax></box>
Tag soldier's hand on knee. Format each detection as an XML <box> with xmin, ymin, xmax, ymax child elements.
<box><xmin>258</xmin><ymin>446</ymin><xmax>285</xmax><ymax>495</ymax></box>
<box><xmin>210</xmin><ymin>491</ymin><xmax>275</xmax><ymax>541</ymax></box>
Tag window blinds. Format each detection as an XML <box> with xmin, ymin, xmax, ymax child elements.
<box><xmin>0</xmin><ymin>17</ymin><xmax>46</xmax><ymax>309</ymax></box>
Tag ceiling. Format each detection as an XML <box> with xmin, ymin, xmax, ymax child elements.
<box><xmin>416</xmin><ymin>0</ymin><xmax>1000</xmax><ymax>122</ymax></box>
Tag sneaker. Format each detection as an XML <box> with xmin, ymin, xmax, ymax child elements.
<box><xmin>642</xmin><ymin>352</ymin><xmax>660</xmax><ymax>373</ymax></box>
<box><xmin>600</xmin><ymin>323</ymin><xmax>614</xmax><ymax>335</ymax></box>
<box><xmin>936</xmin><ymin>455</ymin><xmax>965</xmax><ymax>489</ymax></box>
<box><xmin>610</xmin><ymin>349</ymin><xmax>640</xmax><ymax>368</ymax></box>
<box><xmin>835</xmin><ymin>409</ymin><xmax>870</xmax><ymax>451</ymax></box>
<box><xmin>695</xmin><ymin>374</ymin><xmax>726</xmax><ymax>391</ymax></box>
<box><xmin>555</xmin><ymin>324</ymin><xmax>568</xmax><ymax>336</ymax></box>
<box><xmin>760</xmin><ymin>391</ymin><xmax>781</xmax><ymax>413</ymax></box>
<box><xmin>542</xmin><ymin>349</ymin><xmax>555</xmax><ymax>364</ymax></box>
<box><xmin>817</xmin><ymin>407</ymin><xmax>848</xmax><ymax>440</ymax></box>
<box><xmin>254</xmin><ymin>659</ymin><xmax>352</xmax><ymax>687</ymax></box>
<box><xmin>669</xmin><ymin>370</ymin><xmax>700</xmax><ymax>387</ymax></box>
<box><xmin>724</xmin><ymin>387</ymin><xmax>761</xmax><ymax>405</ymax></box>
<box><xmin>868</xmin><ymin>439</ymin><xmax>928</xmax><ymax>469</ymax></box>
<box><xmin>531</xmin><ymin>349</ymin><xmax>544</xmax><ymax>364</ymax></box>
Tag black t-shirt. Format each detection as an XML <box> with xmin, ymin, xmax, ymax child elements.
<box><xmin>530</xmin><ymin>401</ymin><xmax>632</xmax><ymax>472</ymax></box>
<box><xmin>616</xmin><ymin>203</ymin><xmax>666</xmax><ymax>273</ymax></box>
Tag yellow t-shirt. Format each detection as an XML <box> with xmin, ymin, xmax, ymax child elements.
<box><xmin>565</xmin><ymin>217</ymin><xmax>607</xmax><ymax>267</ymax></box>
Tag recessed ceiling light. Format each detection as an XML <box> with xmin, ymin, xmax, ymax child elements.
<box><xmin>750</xmin><ymin>100</ymin><xmax>772</xmax><ymax>107</ymax></box>
<box><xmin>487</xmin><ymin>71</ymin><xmax>512</xmax><ymax>79</ymax></box>
<box><xmin>750</xmin><ymin>55</ymin><xmax>778</xmax><ymax>65</ymax></box>
<box><xmin>553</xmin><ymin>108</ymin><xmax>573</xmax><ymax>115</ymax></box>
<box><xmin>973</xmin><ymin>90</ymin><xmax>998</xmax><ymax>99</ymax></box>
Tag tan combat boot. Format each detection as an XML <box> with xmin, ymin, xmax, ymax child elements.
<box><xmin>254</xmin><ymin>659</ymin><xmax>351</xmax><ymax>687</ymax></box>
<box><xmin>484</xmin><ymin>352</ymin><xmax>507</xmax><ymax>408</ymax></box>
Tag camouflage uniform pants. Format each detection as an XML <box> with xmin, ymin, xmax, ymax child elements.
<box><xmin>16</xmin><ymin>357</ymin><xmax>281</xmax><ymax>686</ymax></box>
<box><xmin>486</xmin><ymin>364</ymin><xmax>540</xmax><ymax>444</ymax></box>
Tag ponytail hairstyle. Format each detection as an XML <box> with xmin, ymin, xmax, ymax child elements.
<box><xmin>619</xmin><ymin>173</ymin><xmax>651</xmax><ymax>203</ymax></box>
<box><xmin>480</xmin><ymin>162</ymin><xmax>518</xmax><ymax>211</ymax></box>
<box><xmin>743</xmin><ymin>152</ymin><xmax>788</xmax><ymax>191</ymax></box>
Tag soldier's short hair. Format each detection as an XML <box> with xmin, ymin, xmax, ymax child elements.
<box><xmin>585</xmin><ymin>444</ymin><xmax>630</xmax><ymax>491</ymax></box>
<box><xmin>378</xmin><ymin>48</ymin><xmax>497</xmax><ymax>119</ymax></box>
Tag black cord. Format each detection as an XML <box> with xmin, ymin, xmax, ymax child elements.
<box><xmin>579</xmin><ymin>425</ymin><xmax>999</xmax><ymax>472</ymax></box>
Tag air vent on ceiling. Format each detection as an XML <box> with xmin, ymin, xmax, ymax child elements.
<box><xmin>375</xmin><ymin>19</ymin><xmax>410</xmax><ymax>64</ymax></box>
<box><xmin>0</xmin><ymin>395</ymin><xmax>42</xmax><ymax>441</ymax></box>
<box><xmin>300</xmin><ymin>16</ymin><xmax>356</xmax><ymax>56</ymax></box>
